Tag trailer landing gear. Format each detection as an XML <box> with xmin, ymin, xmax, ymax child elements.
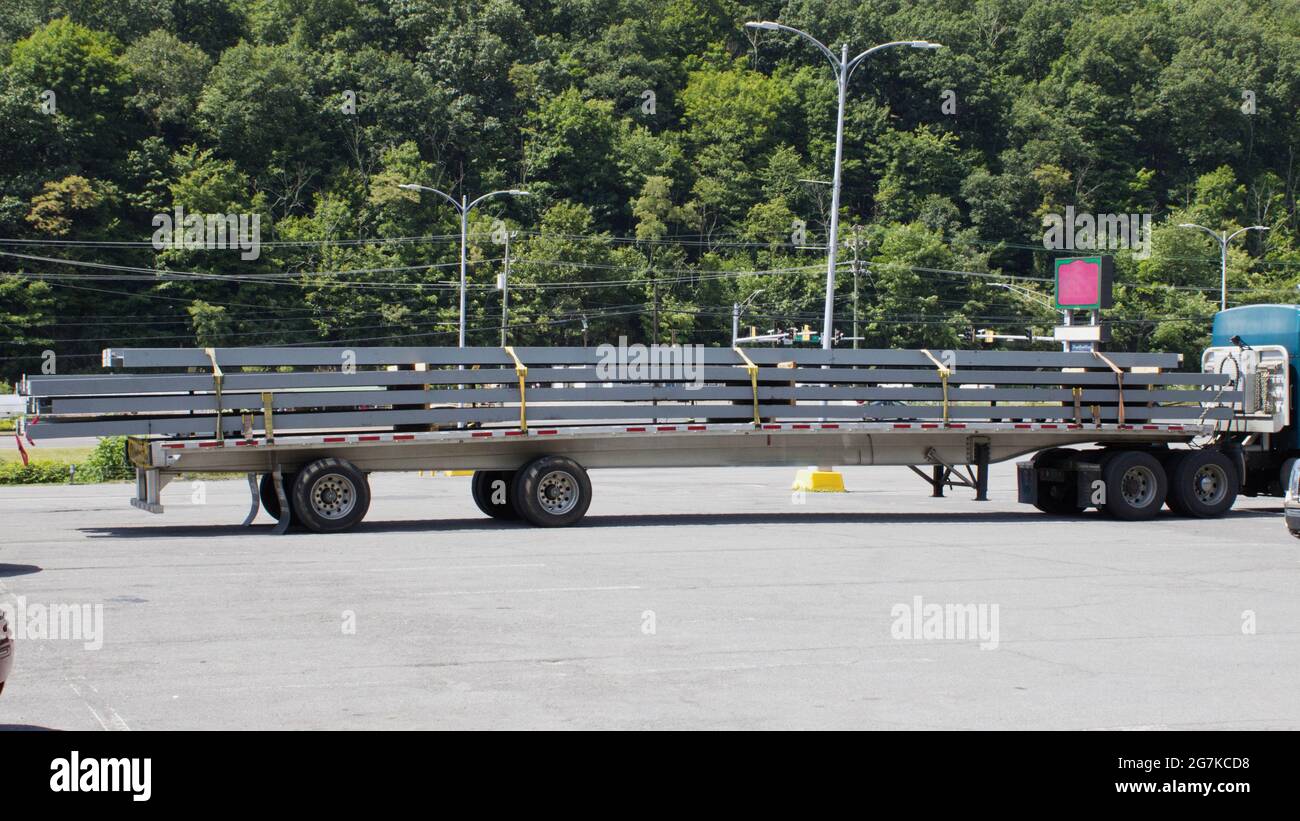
<box><xmin>909</xmin><ymin>445</ymin><xmax>991</xmax><ymax>501</ymax></box>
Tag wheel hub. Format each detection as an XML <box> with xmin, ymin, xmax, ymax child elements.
<box><xmin>311</xmin><ymin>474</ymin><xmax>356</xmax><ymax>519</ymax></box>
<box><xmin>537</xmin><ymin>471</ymin><xmax>578</xmax><ymax>515</ymax></box>
<box><xmin>1193</xmin><ymin>464</ymin><xmax>1226</xmax><ymax>504</ymax></box>
<box><xmin>1120</xmin><ymin>465</ymin><xmax>1156</xmax><ymax>507</ymax></box>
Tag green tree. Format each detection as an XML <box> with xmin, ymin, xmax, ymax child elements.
<box><xmin>124</xmin><ymin>29</ymin><xmax>211</xmax><ymax>133</ymax></box>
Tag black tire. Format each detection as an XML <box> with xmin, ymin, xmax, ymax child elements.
<box><xmin>1099</xmin><ymin>450</ymin><xmax>1167</xmax><ymax>521</ymax></box>
<box><xmin>259</xmin><ymin>471</ymin><xmax>296</xmax><ymax>523</ymax></box>
<box><xmin>1030</xmin><ymin>449</ymin><xmax>1085</xmax><ymax>515</ymax></box>
<box><xmin>1166</xmin><ymin>449</ymin><xmax>1238</xmax><ymax>518</ymax></box>
<box><xmin>290</xmin><ymin>458</ymin><xmax>371</xmax><ymax>533</ymax></box>
<box><xmin>1162</xmin><ymin>452</ymin><xmax>1190</xmax><ymax>514</ymax></box>
<box><xmin>511</xmin><ymin>456</ymin><xmax>592</xmax><ymax>527</ymax></box>
<box><xmin>471</xmin><ymin>470</ymin><xmax>520</xmax><ymax>520</ymax></box>
<box><xmin>1279</xmin><ymin>456</ymin><xmax>1298</xmax><ymax>495</ymax></box>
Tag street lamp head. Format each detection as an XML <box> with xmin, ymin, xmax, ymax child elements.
<box><xmin>397</xmin><ymin>183</ymin><xmax>419</xmax><ymax>191</ymax></box>
<box><xmin>1251</xmin><ymin>226</ymin><xmax>1270</xmax><ymax>231</ymax></box>
<box><xmin>507</xmin><ymin>190</ymin><xmax>531</xmax><ymax>196</ymax></box>
<box><xmin>910</xmin><ymin>41</ymin><xmax>942</xmax><ymax>49</ymax></box>
<box><xmin>745</xmin><ymin>21</ymin><xmax>781</xmax><ymax>30</ymax></box>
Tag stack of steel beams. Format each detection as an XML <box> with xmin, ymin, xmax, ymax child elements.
<box><xmin>17</xmin><ymin>346</ymin><xmax>1237</xmax><ymax>440</ymax></box>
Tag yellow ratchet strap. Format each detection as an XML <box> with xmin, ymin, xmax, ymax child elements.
<box><xmin>503</xmin><ymin>346</ymin><xmax>528</xmax><ymax>431</ymax></box>
<box><xmin>204</xmin><ymin>347</ymin><xmax>224</xmax><ymax>442</ymax></box>
<box><xmin>920</xmin><ymin>349</ymin><xmax>952</xmax><ymax>425</ymax></box>
<box><xmin>1092</xmin><ymin>350</ymin><xmax>1126</xmax><ymax>426</ymax></box>
<box><xmin>261</xmin><ymin>391</ymin><xmax>275</xmax><ymax>443</ymax></box>
<box><xmin>733</xmin><ymin>346</ymin><xmax>760</xmax><ymax>425</ymax></box>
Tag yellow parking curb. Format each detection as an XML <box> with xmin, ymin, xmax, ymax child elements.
<box><xmin>792</xmin><ymin>468</ymin><xmax>846</xmax><ymax>492</ymax></box>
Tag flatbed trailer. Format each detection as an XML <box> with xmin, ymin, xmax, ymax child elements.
<box><xmin>125</xmin><ymin>417</ymin><xmax>1224</xmax><ymax>533</ymax></box>
<box><xmin>16</xmin><ymin>329</ymin><xmax>1291</xmax><ymax>534</ymax></box>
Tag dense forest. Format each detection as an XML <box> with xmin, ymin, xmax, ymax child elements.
<box><xmin>1</xmin><ymin>0</ymin><xmax>1299</xmax><ymax>381</ymax></box>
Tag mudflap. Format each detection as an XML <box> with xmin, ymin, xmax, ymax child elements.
<box><xmin>1016</xmin><ymin>461</ymin><xmax>1037</xmax><ymax>505</ymax></box>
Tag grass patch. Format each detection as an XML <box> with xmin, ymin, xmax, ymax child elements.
<box><xmin>0</xmin><ymin>436</ymin><xmax>134</xmax><ymax>484</ymax></box>
<box><xmin>0</xmin><ymin>445</ymin><xmax>94</xmax><ymax>465</ymax></box>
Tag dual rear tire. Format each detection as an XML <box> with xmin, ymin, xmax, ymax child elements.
<box><xmin>471</xmin><ymin>470</ymin><xmax>519</xmax><ymax>520</ymax></box>
<box><xmin>1098</xmin><ymin>448</ymin><xmax>1237</xmax><ymax>520</ymax></box>
<box><xmin>1163</xmin><ymin>449</ymin><xmax>1237</xmax><ymax>518</ymax></box>
<box><xmin>1099</xmin><ymin>450</ymin><xmax>1167</xmax><ymax>521</ymax></box>
<box><xmin>1031</xmin><ymin>448</ymin><xmax>1238</xmax><ymax>521</ymax></box>
<box><xmin>471</xmin><ymin>456</ymin><xmax>592</xmax><ymax>527</ymax></box>
<box><xmin>259</xmin><ymin>471</ymin><xmax>295</xmax><ymax>523</ymax></box>
<box><xmin>260</xmin><ymin>458</ymin><xmax>371</xmax><ymax>533</ymax></box>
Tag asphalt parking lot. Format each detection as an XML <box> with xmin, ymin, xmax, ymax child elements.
<box><xmin>1</xmin><ymin>463</ymin><xmax>1297</xmax><ymax>730</ymax></box>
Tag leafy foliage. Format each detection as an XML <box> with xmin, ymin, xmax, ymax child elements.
<box><xmin>1</xmin><ymin>0</ymin><xmax>1299</xmax><ymax>380</ymax></box>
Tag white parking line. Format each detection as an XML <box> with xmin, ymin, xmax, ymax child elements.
<box><xmin>429</xmin><ymin>584</ymin><xmax>641</xmax><ymax>596</ymax></box>
<box><xmin>66</xmin><ymin>678</ymin><xmax>130</xmax><ymax>731</ymax></box>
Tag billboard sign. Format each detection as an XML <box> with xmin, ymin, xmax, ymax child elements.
<box><xmin>1054</xmin><ymin>256</ymin><xmax>1114</xmax><ymax>310</ymax></box>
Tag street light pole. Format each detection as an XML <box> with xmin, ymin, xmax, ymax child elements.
<box><xmin>459</xmin><ymin>195</ymin><xmax>468</xmax><ymax>347</ymax></box>
<box><xmin>745</xmin><ymin>21</ymin><xmax>941</xmax><ymax>351</ymax></box>
<box><xmin>849</xmin><ymin>225</ymin><xmax>864</xmax><ymax>349</ymax></box>
<box><xmin>398</xmin><ymin>183</ymin><xmax>530</xmax><ymax>346</ymax></box>
<box><xmin>1177</xmin><ymin>223</ymin><xmax>1270</xmax><ymax>312</ymax></box>
<box><xmin>824</xmin><ymin>42</ymin><xmax>849</xmax><ymax>352</ymax></box>
<box><xmin>500</xmin><ymin>230</ymin><xmax>515</xmax><ymax>347</ymax></box>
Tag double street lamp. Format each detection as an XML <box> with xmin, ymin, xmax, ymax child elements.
<box><xmin>732</xmin><ymin>288</ymin><xmax>766</xmax><ymax>345</ymax></box>
<box><xmin>993</xmin><ymin>282</ymin><xmax>1068</xmax><ymax>352</ymax></box>
<box><xmin>1176</xmin><ymin>223</ymin><xmax>1269</xmax><ymax>312</ymax></box>
<box><xmin>398</xmin><ymin>183</ymin><xmax>530</xmax><ymax>346</ymax></box>
<box><xmin>745</xmin><ymin>21</ymin><xmax>941</xmax><ymax>350</ymax></box>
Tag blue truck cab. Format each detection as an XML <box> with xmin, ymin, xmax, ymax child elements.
<box><xmin>1211</xmin><ymin>304</ymin><xmax>1300</xmax><ymax>495</ymax></box>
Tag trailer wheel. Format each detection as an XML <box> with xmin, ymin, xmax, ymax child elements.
<box><xmin>1166</xmin><ymin>450</ymin><xmax>1237</xmax><ymax>518</ymax></box>
<box><xmin>471</xmin><ymin>470</ymin><xmax>520</xmax><ymax>520</ymax></box>
<box><xmin>1099</xmin><ymin>450</ymin><xmax>1167</xmax><ymax>521</ymax></box>
<box><xmin>259</xmin><ymin>471</ymin><xmax>296</xmax><ymax>522</ymax></box>
<box><xmin>511</xmin><ymin>456</ymin><xmax>591</xmax><ymax>527</ymax></box>
<box><xmin>291</xmin><ymin>458</ymin><xmax>371</xmax><ymax>533</ymax></box>
<box><xmin>1030</xmin><ymin>449</ymin><xmax>1085</xmax><ymax>515</ymax></box>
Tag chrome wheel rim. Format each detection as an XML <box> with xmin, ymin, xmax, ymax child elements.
<box><xmin>311</xmin><ymin>474</ymin><xmax>357</xmax><ymax>519</ymax></box>
<box><xmin>537</xmin><ymin>470</ymin><xmax>579</xmax><ymax>516</ymax></box>
<box><xmin>1192</xmin><ymin>464</ymin><xmax>1228</xmax><ymax>506</ymax></box>
<box><xmin>1120</xmin><ymin>465</ymin><xmax>1157</xmax><ymax>508</ymax></box>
